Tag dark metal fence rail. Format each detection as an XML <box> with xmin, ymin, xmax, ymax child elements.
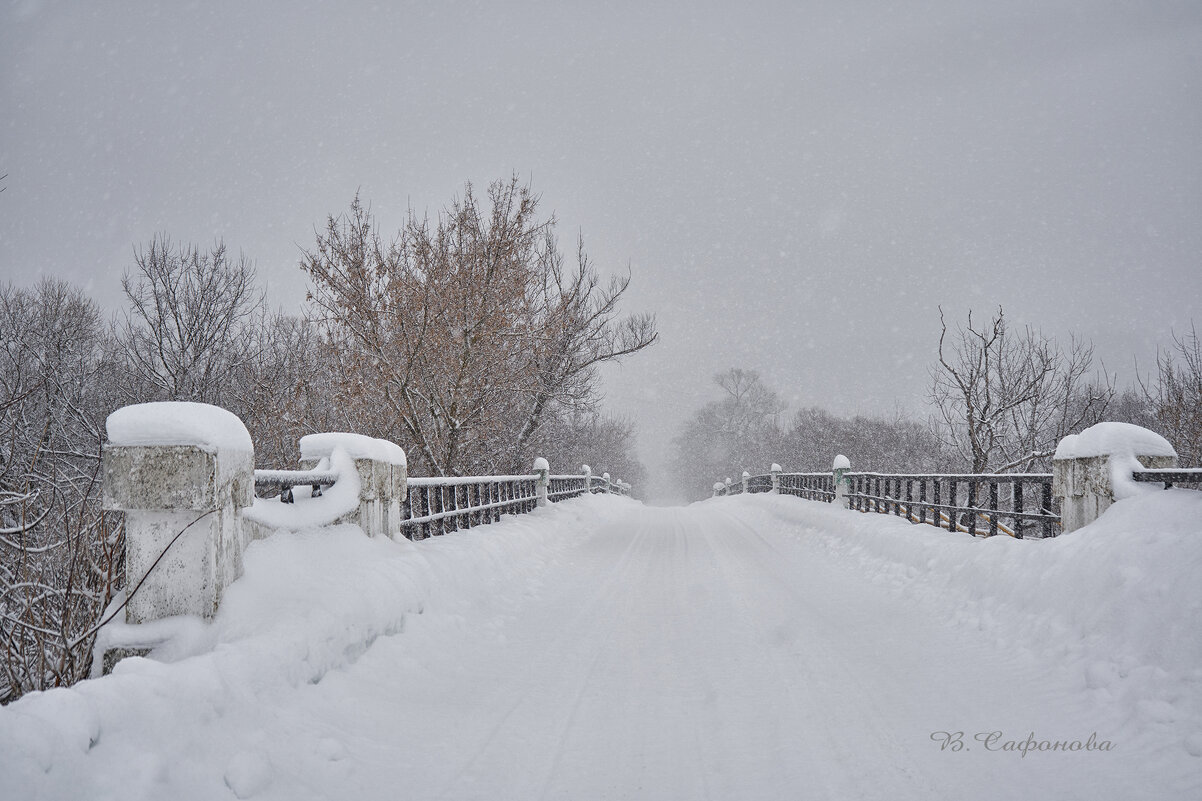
<box><xmin>746</xmin><ymin>474</ymin><xmax>773</xmax><ymax>494</ymax></box>
<box><xmin>714</xmin><ymin>468</ymin><xmax>1059</xmax><ymax>538</ymax></box>
<box><xmin>402</xmin><ymin>471</ymin><xmax>629</xmax><ymax>541</ymax></box>
<box><xmin>256</xmin><ymin>460</ymin><xmax>629</xmax><ymax>541</ymax></box>
<box><xmin>253</xmin><ymin>468</ymin><xmax>339</xmax><ymax>503</ymax></box>
<box><xmin>845</xmin><ymin>472</ymin><xmax>1058</xmax><ymax>539</ymax></box>
<box><xmin>1132</xmin><ymin>468</ymin><xmax>1202</xmax><ymax>489</ymax></box>
<box><xmin>403</xmin><ymin>475</ymin><xmax>539</xmax><ymax>540</ymax></box>
<box><xmin>548</xmin><ymin>476</ymin><xmax>588</xmax><ymax>501</ymax></box>
<box><xmin>779</xmin><ymin>473</ymin><xmax>835</xmax><ymax>502</ymax></box>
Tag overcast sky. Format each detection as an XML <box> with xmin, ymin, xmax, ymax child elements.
<box><xmin>3</xmin><ymin>0</ymin><xmax>1200</xmax><ymax>495</ymax></box>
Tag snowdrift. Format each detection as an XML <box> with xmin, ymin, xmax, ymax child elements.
<box><xmin>734</xmin><ymin>487</ymin><xmax>1202</xmax><ymax>761</ymax></box>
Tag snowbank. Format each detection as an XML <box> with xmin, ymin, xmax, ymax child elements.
<box><xmin>730</xmin><ymin>487</ymin><xmax>1202</xmax><ymax>766</ymax></box>
<box><xmin>106</xmin><ymin>402</ymin><xmax>253</xmax><ymax>453</ymax></box>
<box><xmin>0</xmin><ymin>494</ymin><xmax>634</xmax><ymax>799</ymax></box>
<box><xmin>241</xmin><ymin>449</ymin><xmax>362</xmax><ymax>531</ymax></box>
<box><xmin>299</xmin><ymin>433</ymin><xmax>406</xmax><ymax>468</ymax></box>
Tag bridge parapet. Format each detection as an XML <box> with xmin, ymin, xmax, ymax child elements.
<box><xmin>99</xmin><ymin>402</ymin><xmax>631</xmax><ymax>643</ymax></box>
<box><xmin>714</xmin><ymin>422</ymin><xmax>1198</xmax><ymax>539</ymax></box>
<box><xmin>1052</xmin><ymin>422</ymin><xmax>1178</xmax><ymax>533</ymax></box>
<box><xmin>102</xmin><ymin>403</ymin><xmax>254</xmax><ymax>625</ymax></box>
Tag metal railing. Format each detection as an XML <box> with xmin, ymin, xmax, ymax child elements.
<box><xmin>403</xmin><ymin>471</ymin><xmax>629</xmax><ymax>540</ymax></box>
<box><xmin>844</xmin><ymin>472</ymin><xmax>1059</xmax><ymax>539</ymax></box>
<box><xmin>402</xmin><ymin>475</ymin><xmax>540</xmax><ymax>540</ymax></box>
<box><xmin>1131</xmin><ymin>468</ymin><xmax>1202</xmax><ymax>489</ymax></box>
<box><xmin>779</xmin><ymin>473</ymin><xmax>835</xmax><ymax>502</ymax></box>
<box><xmin>253</xmin><ymin>468</ymin><xmax>339</xmax><ymax>502</ymax></box>
<box><xmin>715</xmin><ymin>467</ymin><xmax>1059</xmax><ymax>538</ymax></box>
<box><xmin>256</xmin><ymin>462</ymin><xmax>630</xmax><ymax>541</ymax></box>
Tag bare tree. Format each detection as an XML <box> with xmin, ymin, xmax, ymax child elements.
<box><xmin>929</xmin><ymin>306</ymin><xmax>1113</xmax><ymax>473</ymax></box>
<box><xmin>510</xmin><ymin>235</ymin><xmax>658</xmax><ymax>468</ymax></box>
<box><xmin>785</xmin><ymin>406</ymin><xmax>948</xmax><ymax>474</ymax></box>
<box><xmin>117</xmin><ymin>235</ymin><xmax>263</xmax><ymax>405</ymax></box>
<box><xmin>0</xmin><ymin>279</ymin><xmax>122</xmax><ymax>704</ymax></box>
<box><xmin>303</xmin><ymin>178</ymin><xmax>657</xmax><ymax>476</ymax></box>
<box><xmin>1141</xmin><ymin>323</ymin><xmax>1202</xmax><ymax>465</ymax></box>
<box><xmin>670</xmin><ymin>368</ymin><xmax>787</xmax><ymax>499</ymax></box>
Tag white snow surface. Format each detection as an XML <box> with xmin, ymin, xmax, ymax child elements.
<box><xmin>2</xmin><ymin>491</ymin><xmax>1200</xmax><ymax>799</ymax></box>
<box><xmin>242</xmin><ymin>450</ymin><xmax>362</xmax><ymax>531</ymax></box>
<box><xmin>299</xmin><ymin>432</ymin><xmax>406</xmax><ymax>468</ymax></box>
<box><xmin>833</xmin><ymin>453</ymin><xmax>851</xmax><ymax>470</ymax></box>
<box><xmin>105</xmin><ymin>402</ymin><xmax>253</xmax><ymax>453</ymax></box>
<box><xmin>1053</xmin><ymin>421</ymin><xmax>1177</xmax><ymax>460</ymax></box>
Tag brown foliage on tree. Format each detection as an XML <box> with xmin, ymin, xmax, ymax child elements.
<box><xmin>302</xmin><ymin>178</ymin><xmax>657</xmax><ymax>476</ymax></box>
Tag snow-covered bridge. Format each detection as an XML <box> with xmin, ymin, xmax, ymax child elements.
<box><xmin>3</xmin><ymin>489</ymin><xmax>1200</xmax><ymax>799</ymax></box>
<box><xmin>1</xmin><ymin>404</ymin><xmax>1199</xmax><ymax>800</ymax></box>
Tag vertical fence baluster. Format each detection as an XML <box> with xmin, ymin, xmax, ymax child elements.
<box><xmin>1013</xmin><ymin>479</ymin><xmax>1024</xmax><ymax>539</ymax></box>
<box><xmin>989</xmin><ymin>480</ymin><xmax>999</xmax><ymax>537</ymax></box>
<box><xmin>1041</xmin><ymin>480</ymin><xmax>1054</xmax><ymax>539</ymax></box>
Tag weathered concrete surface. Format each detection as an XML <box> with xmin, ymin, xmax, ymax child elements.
<box><xmin>298</xmin><ymin>455</ymin><xmax>408</xmax><ymax>538</ymax></box>
<box><xmin>1053</xmin><ymin>453</ymin><xmax>1177</xmax><ymax>533</ymax></box>
<box><xmin>103</xmin><ymin>444</ymin><xmax>253</xmax><ymax>623</ymax></box>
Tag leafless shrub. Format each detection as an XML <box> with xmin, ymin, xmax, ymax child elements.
<box><xmin>0</xmin><ymin>279</ymin><xmax>122</xmax><ymax>704</ymax></box>
<box><xmin>1142</xmin><ymin>323</ymin><xmax>1202</xmax><ymax>465</ymax></box>
<box><xmin>929</xmin><ymin>306</ymin><xmax>1114</xmax><ymax>472</ymax></box>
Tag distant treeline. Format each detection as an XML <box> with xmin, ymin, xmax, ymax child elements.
<box><xmin>671</xmin><ymin>309</ymin><xmax>1201</xmax><ymax>500</ymax></box>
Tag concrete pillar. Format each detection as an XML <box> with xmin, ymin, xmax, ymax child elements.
<box><xmin>741</xmin><ymin>471</ymin><xmax>751</xmax><ymax>494</ymax></box>
<box><xmin>713</xmin><ymin>482</ymin><xmax>725</xmax><ymax>497</ymax></box>
<box><xmin>534</xmin><ymin>457</ymin><xmax>550</xmax><ymax>507</ymax></box>
<box><xmin>833</xmin><ymin>454</ymin><xmax>851</xmax><ymax>509</ymax></box>
<box><xmin>103</xmin><ymin>443</ymin><xmax>253</xmax><ymax>624</ymax></box>
<box><xmin>602</xmin><ymin>472</ymin><xmax>611</xmax><ymax>493</ymax></box>
<box><xmin>582</xmin><ymin>464</ymin><xmax>593</xmax><ymax>493</ymax></box>
<box><xmin>1052</xmin><ymin>423</ymin><xmax>1177</xmax><ymax>533</ymax></box>
<box><xmin>299</xmin><ymin>433</ymin><xmax>408</xmax><ymax>538</ymax></box>
<box><xmin>770</xmin><ymin>463</ymin><xmax>782</xmax><ymax>494</ymax></box>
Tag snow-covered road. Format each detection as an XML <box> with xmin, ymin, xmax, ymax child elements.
<box><xmin>3</xmin><ymin>493</ymin><xmax>1200</xmax><ymax>799</ymax></box>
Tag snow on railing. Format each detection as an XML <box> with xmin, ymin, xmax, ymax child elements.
<box><xmin>253</xmin><ymin>468</ymin><xmax>339</xmax><ymax>502</ymax></box>
<box><xmin>713</xmin><ymin>423</ymin><xmax>1199</xmax><ymax>539</ymax></box>
<box><xmin>843</xmin><ymin>471</ymin><xmax>1058</xmax><ymax>539</ymax></box>
<box><xmin>1130</xmin><ymin>468</ymin><xmax>1202</xmax><ymax>488</ymax></box>
<box><xmin>99</xmin><ymin>401</ymin><xmax>635</xmax><ymax>671</ymax></box>
<box><xmin>401</xmin><ymin>465</ymin><xmax>629</xmax><ymax>541</ymax></box>
<box><xmin>714</xmin><ymin>460</ymin><xmax>1057</xmax><ymax>538</ymax></box>
<box><xmin>253</xmin><ymin>462</ymin><xmax>631</xmax><ymax>541</ymax></box>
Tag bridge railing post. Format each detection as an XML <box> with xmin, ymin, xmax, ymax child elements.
<box><xmin>833</xmin><ymin>454</ymin><xmax>851</xmax><ymax>509</ymax></box>
<box><xmin>101</xmin><ymin>403</ymin><xmax>254</xmax><ymax>625</ymax></box>
<box><xmin>534</xmin><ymin>457</ymin><xmax>550</xmax><ymax>507</ymax></box>
<box><xmin>1052</xmin><ymin>423</ymin><xmax>1177</xmax><ymax>533</ymax></box>
<box><xmin>770</xmin><ymin>464</ymin><xmax>782</xmax><ymax>494</ymax></box>
<box><xmin>741</xmin><ymin>471</ymin><xmax>750</xmax><ymax>494</ymax></box>
<box><xmin>298</xmin><ymin>433</ymin><xmax>408</xmax><ymax>538</ymax></box>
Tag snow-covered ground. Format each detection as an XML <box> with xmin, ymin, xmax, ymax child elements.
<box><xmin>2</xmin><ymin>491</ymin><xmax>1199</xmax><ymax>800</ymax></box>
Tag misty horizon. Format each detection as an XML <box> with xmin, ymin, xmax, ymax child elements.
<box><xmin>3</xmin><ymin>0</ymin><xmax>1200</xmax><ymax>499</ymax></box>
